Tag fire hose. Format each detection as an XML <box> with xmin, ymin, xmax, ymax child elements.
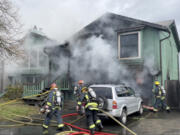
<box><xmin>1</xmin><ymin>111</ymin><xmax>137</xmax><ymax>135</ymax></box>
<box><xmin>0</xmin><ymin>91</ymin><xmax>137</xmax><ymax>135</ymax></box>
<box><xmin>2</xmin><ymin>112</ymin><xmax>116</xmax><ymax>135</ymax></box>
<box><xmin>0</xmin><ymin>90</ymin><xmax>50</xmax><ymax>107</ymax></box>
<box><xmin>6</xmin><ymin>112</ymin><xmax>136</xmax><ymax>135</ymax></box>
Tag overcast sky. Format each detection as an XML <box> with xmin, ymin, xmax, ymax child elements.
<box><xmin>13</xmin><ymin>0</ymin><xmax>180</xmax><ymax>42</ymax></box>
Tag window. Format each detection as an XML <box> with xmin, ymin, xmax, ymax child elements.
<box><xmin>127</xmin><ymin>87</ymin><xmax>135</xmax><ymax>95</ymax></box>
<box><xmin>90</xmin><ymin>87</ymin><xmax>112</xmax><ymax>99</ymax></box>
<box><xmin>118</xmin><ymin>32</ymin><xmax>141</xmax><ymax>59</ymax></box>
<box><xmin>115</xmin><ymin>86</ymin><xmax>128</xmax><ymax>97</ymax></box>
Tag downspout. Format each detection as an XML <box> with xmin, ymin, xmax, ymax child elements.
<box><xmin>159</xmin><ymin>29</ymin><xmax>171</xmax><ymax>85</ymax></box>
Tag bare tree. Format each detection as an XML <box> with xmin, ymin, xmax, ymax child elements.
<box><xmin>0</xmin><ymin>0</ymin><xmax>23</xmax><ymax>60</ymax></box>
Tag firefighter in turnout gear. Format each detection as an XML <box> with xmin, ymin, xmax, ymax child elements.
<box><xmin>79</xmin><ymin>87</ymin><xmax>103</xmax><ymax>135</ymax></box>
<box><xmin>74</xmin><ymin>80</ymin><xmax>85</xmax><ymax>114</ymax></box>
<box><xmin>42</xmin><ymin>83</ymin><xmax>64</xmax><ymax>131</ymax></box>
<box><xmin>152</xmin><ymin>81</ymin><xmax>170</xmax><ymax>112</ymax></box>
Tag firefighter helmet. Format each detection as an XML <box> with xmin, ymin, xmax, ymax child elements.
<box><xmin>78</xmin><ymin>80</ymin><xmax>84</xmax><ymax>84</ymax></box>
<box><xmin>154</xmin><ymin>81</ymin><xmax>160</xmax><ymax>85</ymax></box>
<box><xmin>51</xmin><ymin>83</ymin><xmax>57</xmax><ymax>88</ymax></box>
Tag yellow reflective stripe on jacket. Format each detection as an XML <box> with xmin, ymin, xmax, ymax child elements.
<box><xmin>161</xmin><ymin>96</ymin><xmax>165</xmax><ymax>100</ymax></box>
<box><xmin>42</xmin><ymin>124</ymin><xmax>48</xmax><ymax>129</ymax></box>
<box><xmin>52</xmin><ymin>106</ymin><xmax>60</xmax><ymax>110</ymax></box>
<box><xmin>89</xmin><ymin>107</ymin><xmax>99</xmax><ymax>111</ymax></box>
<box><xmin>85</xmin><ymin>94</ymin><xmax>89</xmax><ymax>101</ymax></box>
<box><xmin>153</xmin><ymin>108</ymin><xmax>158</xmax><ymax>112</ymax></box>
<box><xmin>58</xmin><ymin>124</ymin><xmax>64</xmax><ymax>128</ymax></box>
<box><xmin>77</xmin><ymin>101</ymin><xmax>82</xmax><ymax>105</ymax></box>
<box><xmin>47</xmin><ymin>102</ymin><xmax>52</xmax><ymax>106</ymax></box>
<box><xmin>85</xmin><ymin>102</ymin><xmax>98</xmax><ymax>108</ymax></box>
<box><xmin>159</xmin><ymin>90</ymin><xmax>162</xmax><ymax>95</ymax></box>
<box><xmin>53</xmin><ymin>92</ymin><xmax>55</xmax><ymax>102</ymax></box>
<box><xmin>156</xmin><ymin>96</ymin><xmax>161</xmax><ymax>98</ymax></box>
<box><xmin>89</xmin><ymin>124</ymin><xmax>95</xmax><ymax>129</ymax></box>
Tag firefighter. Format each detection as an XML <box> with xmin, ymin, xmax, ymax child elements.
<box><xmin>74</xmin><ymin>80</ymin><xmax>84</xmax><ymax>114</ymax></box>
<box><xmin>42</xmin><ymin>83</ymin><xmax>64</xmax><ymax>131</ymax></box>
<box><xmin>79</xmin><ymin>86</ymin><xmax>103</xmax><ymax>135</ymax></box>
<box><xmin>152</xmin><ymin>81</ymin><xmax>170</xmax><ymax>112</ymax></box>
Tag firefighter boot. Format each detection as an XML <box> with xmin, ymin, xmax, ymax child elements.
<box><xmin>57</xmin><ymin>127</ymin><xmax>64</xmax><ymax>132</ymax></box>
<box><xmin>166</xmin><ymin>106</ymin><xmax>170</xmax><ymax>113</ymax></box>
<box><xmin>97</xmin><ymin>123</ymin><xmax>103</xmax><ymax>131</ymax></box>
<box><xmin>57</xmin><ymin>124</ymin><xmax>64</xmax><ymax>132</ymax></box>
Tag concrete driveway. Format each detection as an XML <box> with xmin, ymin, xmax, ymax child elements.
<box><xmin>68</xmin><ymin>110</ymin><xmax>180</xmax><ymax>135</ymax></box>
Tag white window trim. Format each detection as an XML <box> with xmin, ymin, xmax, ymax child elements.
<box><xmin>118</xmin><ymin>31</ymin><xmax>141</xmax><ymax>60</ymax></box>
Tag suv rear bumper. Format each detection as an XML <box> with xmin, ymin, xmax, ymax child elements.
<box><xmin>98</xmin><ymin>109</ymin><xmax>121</xmax><ymax>117</ymax></box>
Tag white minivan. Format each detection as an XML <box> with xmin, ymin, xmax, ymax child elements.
<box><xmin>89</xmin><ymin>84</ymin><xmax>143</xmax><ymax>124</ymax></box>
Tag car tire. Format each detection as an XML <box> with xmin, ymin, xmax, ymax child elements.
<box><xmin>138</xmin><ymin>103</ymin><xmax>143</xmax><ymax>115</ymax></box>
<box><xmin>98</xmin><ymin>96</ymin><xmax>108</xmax><ymax>110</ymax></box>
<box><xmin>120</xmin><ymin>109</ymin><xmax>127</xmax><ymax>125</ymax></box>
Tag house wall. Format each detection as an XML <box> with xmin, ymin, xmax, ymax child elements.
<box><xmin>160</xmin><ymin>30</ymin><xmax>179</xmax><ymax>86</ymax></box>
<box><xmin>137</xmin><ymin>27</ymin><xmax>179</xmax><ymax>103</ymax></box>
<box><xmin>142</xmin><ymin>27</ymin><xmax>179</xmax><ymax>87</ymax></box>
<box><xmin>142</xmin><ymin>27</ymin><xmax>160</xmax><ymax>80</ymax></box>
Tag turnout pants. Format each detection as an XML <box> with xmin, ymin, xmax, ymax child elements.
<box><xmin>43</xmin><ymin>107</ymin><xmax>64</xmax><ymax>129</ymax></box>
<box><xmin>85</xmin><ymin>108</ymin><xmax>102</xmax><ymax>131</ymax></box>
<box><xmin>154</xmin><ymin>98</ymin><xmax>169</xmax><ymax>110</ymax></box>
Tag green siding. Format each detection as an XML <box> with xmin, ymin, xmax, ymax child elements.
<box><xmin>143</xmin><ymin>28</ymin><xmax>161</xmax><ymax>83</ymax></box>
<box><xmin>142</xmin><ymin>27</ymin><xmax>179</xmax><ymax>87</ymax></box>
<box><xmin>160</xmin><ymin>30</ymin><xmax>179</xmax><ymax>85</ymax></box>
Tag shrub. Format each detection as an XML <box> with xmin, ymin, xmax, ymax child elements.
<box><xmin>4</xmin><ymin>85</ymin><xmax>23</xmax><ymax>100</ymax></box>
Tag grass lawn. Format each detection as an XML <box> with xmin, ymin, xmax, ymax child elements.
<box><xmin>0</xmin><ymin>99</ymin><xmax>39</xmax><ymax>120</ymax></box>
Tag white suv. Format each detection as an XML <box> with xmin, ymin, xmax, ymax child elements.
<box><xmin>89</xmin><ymin>84</ymin><xmax>143</xmax><ymax>124</ymax></box>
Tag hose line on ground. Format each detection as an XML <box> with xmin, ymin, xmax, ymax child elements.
<box><xmin>0</xmin><ymin>90</ymin><xmax>137</xmax><ymax>135</ymax></box>
<box><xmin>4</xmin><ymin>111</ymin><xmax>136</xmax><ymax>135</ymax></box>
<box><xmin>0</xmin><ymin>123</ymin><xmax>24</xmax><ymax>128</ymax></box>
<box><xmin>55</xmin><ymin>131</ymin><xmax>75</xmax><ymax>135</ymax></box>
<box><xmin>99</xmin><ymin>109</ymin><xmax>137</xmax><ymax>135</ymax></box>
<box><xmin>0</xmin><ymin>90</ymin><xmax>50</xmax><ymax>107</ymax></box>
<box><xmin>9</xmin><ymin>113</ymin><xmax>33</xmax><ymax>123</ymax></box>
<box><xmin>2</xmin><ymin>113</ymin><xmax>117</xmax><ymax>135</ymax></box>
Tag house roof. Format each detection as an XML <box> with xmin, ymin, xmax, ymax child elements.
<box><xmin>73</xmin><ymin>12</ymin><xmax>169</xmax><ymax>39</ymax></box>
<box><xmin>156</xmin><ymin>20</ymin><xmax>174</xmax><ymax>27</ymax></box>
<box><xmin>71</xmin><ymin>12</ymin><xmax>180</xmax><ymax>51</ymax></box>
<box><xmin>157</xmin><ymin>20</ymin><xmax>180</xmax><ymax>51</ymax></box>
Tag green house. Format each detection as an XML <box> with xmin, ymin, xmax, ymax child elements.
<box><xmin>48</xmin><ymin>13</ymin><xmax>180</xmax><ymax>106</ymax></box>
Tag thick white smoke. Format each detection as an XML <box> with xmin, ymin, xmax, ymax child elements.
<box><xmin>67</xmin><ymin>36</ymin><xmax>139</xmax><ymax>91</ymax></box>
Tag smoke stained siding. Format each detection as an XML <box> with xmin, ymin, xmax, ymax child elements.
<box><xmin>48</xmin><ymin>13</ymin><xmax>180</xmax><ymax>104</ymax></box>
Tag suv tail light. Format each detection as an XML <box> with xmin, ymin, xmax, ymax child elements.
<box><xmin>112</xmin><ymin>100</ymin><xmax>117</xmax><ymax>109</ymax></box>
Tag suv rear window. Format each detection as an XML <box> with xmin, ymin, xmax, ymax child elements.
<box><xmin>90</xmin><ymin>87</ymin><xmax>112</xmax><ymax>99</ymax></box>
